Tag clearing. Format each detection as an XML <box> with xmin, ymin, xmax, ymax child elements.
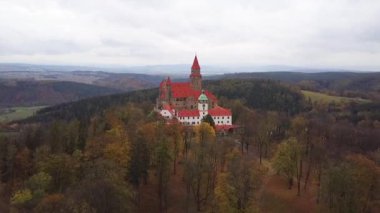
<box><xmin>301</xmin><ymin>90</ymin><xmax>370</xmax><ymax>104</ymax></box>
<box><xmin>0</xmin><ymin>106</ymin><xmax>46</xmax><ymax>123</ymax></box>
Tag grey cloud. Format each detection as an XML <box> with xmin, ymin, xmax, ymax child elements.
<box><xmin>0</xmin><ymin>0</ymin><xmax>379</xmax><ymax>69</ymax></box>
<box><xmin>0</xmin><ymin>39</ymin><xmax>91</xmax><ymax>55</ymax></box>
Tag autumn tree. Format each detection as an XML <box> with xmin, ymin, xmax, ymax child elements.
<box><xmin>254</xmin><ymin>111</ymin><xmax>279</xmax><ymax>163</ymax></box>
<box><xmin>202</xmin><ymin>114</ymin><xmax>215</xmax><ymax>129</ymax></box>
<box><xmin>10</xmin><ymin>171</ymin><xmax>53</xmax><ymax>212</ymax></box>
<box><xmin>164</xmin><ymin>123</ymin><xmax>183</xmax><ymax>175</ymax></box>
<box><xmin>154</xmin><ymin>138</ymin><xmax>171</xmax><ymax>213</ymax></box>
<box><xmin>184</xmin><ymin>122</ymin><xmax>217</xmax><ymax>211</ymax></box>
<box><xmin>37</xmin><ymin>153</ymin><xmax>78</xmax><ymax>193</ymax></box>
<box><xmin>216</xmin><ymin>137</ymin><xmax>235</xmax><ymax>172</ymax></box>
<box><xmin>239</xmin><ymin>110</ymin><xmax>256</xmax><ymax>154</ymax></box>
<box><xmin>289</xmin><ymin>115</ymin><xmax>310</xmax><ymax>196</ymax></box>
<box><xmin>321</xmin><ymin>155</ymin><xmax>380</xmax><ymax>212</ymax></box>
<box><xmin>272</xmin><ymin>137</ymin><xmax>302</xmax><ymax>190</ymax></box>
<box><xmin>214</xmin><ymin>149</ymin><xmax>265</xmax><ymax>212</ymax></box>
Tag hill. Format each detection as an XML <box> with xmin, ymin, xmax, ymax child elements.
<box><xmin>22</xmin><ymin>79</ymin><xmax>305</xmax><ymax>124</ymax></box>
<box><xmin>0</xmin><ymin>70</ymin><xmax>162</xmax><ymax>91</ymax></box>
<box><xmin>301</xmin><ymin>90</ymin><xmax>370</xmax><ymax>104</ymax></box>
<box><xmin>205</xmin><ymin>79</ymin><xmax>305</xmax><ymax>115</ymax></box>
<box><xmin>209</xmin><ymin>72</ymin><xmax>380</xmax><ymax>100</ymax></box>
<box><xmin>0</xmin><ymin>106</ymin><xmax>46</xmax><ymax>123</ymax></box>
<box><xmin>2</xmin><ymin>75</ymin><xmax>379</xmax><ymax>213</ymax></box>
<box><xmin>21</xmin><ymin>88</ymin><xmax>158</xmax><ymax>123</ymax></box>
<box><xmin>0</xmin><ymin>80</ymin><xmax>123</xmax><ymax>107</ymax></box>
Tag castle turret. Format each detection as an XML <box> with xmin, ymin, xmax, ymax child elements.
<box><xmin>198</xmin><ymin>90</ymin><xmax>208</xmax><ymax>118</ymax></box>
<box><xmin>190</xmin><ymin>55</ymin><xmax>202</xmax><ymax>90</ymax></box>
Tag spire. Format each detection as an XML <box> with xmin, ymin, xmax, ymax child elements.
<box><xmin>191</xmin><ymin>55</ymin><xmax>200</xmax><ymax>70</ymax></box>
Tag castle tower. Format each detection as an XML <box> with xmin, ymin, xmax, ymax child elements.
<box><xmin>190</xmin><ymin>55</ymin><xmax>202</xmax><ymax>90</ymax></box>
<box><xmin>166</xmin><ymin>76</ymin><xmax>172</xmax><ymax>101</ymax></box>
<box><xmin>198</xmin><ymin>90</ymin><xmax>208</xmax><ymax>118</ymax></box>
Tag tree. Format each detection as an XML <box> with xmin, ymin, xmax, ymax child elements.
<box><xmin>272</xmin><ymin>137</ymin><xmax>302</xmax><ymax>190</ymax></box>
<box><xmin>165</xmin><ymin>123</ymin><xmax>183</xmax><ymax>175</ymax></box>
<box><xmin>321</xmin><ymin>155</ymin><xmax>380</xmax><ymax>212</ymax></box>
<box><xmin>213</xmin><ymin>173</ymin><xmax>237</xmax><ymax>212</ymax></box>
<box><xmin>11</xmin><ymin>188</ymin><xmax>33</xmax><ymax>209</ymax></box>
<box><xmin>216</xmin><ymin>137</ymin><xmax>235</xmax><ymax>172</ymax></box>
<box><xmin>37</xmin><ymin>154</ymin><xmax>77</xmax><ymax>193</ymax></box>
<box><xmin>26</xmin><ymin>172</ymin><xmax>52</xmax><ymax>202</ymax></box>
<box><xmin>34</xmin><ymin>193</ymin><xmax>66</xmax><ymax>213</ymax></box>
<box><xmin>69</xmin><ymin>179</ymin><xmax>132</xmax><ymax>213</ymax></box>
<box><xmin>154</xmin><ymin>139</ymin><xmax>171</xmax><ymax>212</ymax></box>
<box><xmin>128</xmin><ymin>122</ymin><xmax>157</xmax><ymax>187</ymax></box>
<box><xmin>214</xmin><ymin>149</ymin><xmax>264</xmax><ymax>212</ymax></box>
<box><xmin>239</xmin><ymin>110</ymin><xmax>256</xmax><ymax>154</ymax></box>
<box><xmin>254</xmin><ymin>112</ymin><xmax>279</xmax><ymax>164</ymax></box>
<box><xmin>184</xmin><ymin>122</ymin><xmax>217</xmax><ymax>211</ymax></box>
<box><xmin>290</xmin><ymin>116</ymin><xmax>311</xmax><ymax>196</ymax></box>
<box><xmin>201</xmin><ymin>114</ymin><xmax>215</xmax><ymax>129</ymax></box>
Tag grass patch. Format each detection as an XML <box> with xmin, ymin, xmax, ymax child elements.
<box><xmin>301</xmin><ymin>90</ymin><xmax>370</xmax><ymax>104</ymax></box>
<box><xmin>0</xmin><ymin>106</ymin><xmax>46</xmax><ymax>123</ymax></box>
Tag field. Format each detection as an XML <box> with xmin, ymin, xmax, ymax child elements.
<box><xmin>0</xmin><ymin>106</ymin><xmax>46</xmax><ymax>123</ymax></box>
<box><xmin>301</xmin><ymin>90</ymin><xmax>370</xmax><ymax>104</ymax></box>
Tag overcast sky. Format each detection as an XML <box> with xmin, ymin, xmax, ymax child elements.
<box><xmin>0</xmin><ymin>0</ymin><xmax>379</xmax><ymax>70</ymax></box>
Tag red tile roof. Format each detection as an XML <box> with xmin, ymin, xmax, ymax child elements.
<box><xmin>171</xmin><ymin>82</ymin><xmax>193</xmax><ymax>98</ymax></box>
<box><xmin>208</xmin><ymin>106</ymin><xmax>232</xmax><ymax>116</ymax></box>
<box><xmin>191</xmin><ymin>55</ymin><xmax>200</xmax><ymax>70</ymax></box>
<box><xmin>177</xmin><ymin>109</ymin><xmax>199</xmax><ymax>117</ymax></box>
<box><xmin>162</xmin><ymin>104</ymin><xmax>172</xmax><ymax>111</ymax></box>
<box><xmin>203</xmin><ymin>91</ymin><xmax>217</xmax><ymax>102</ymax></box>
<box><xmin>170</xmin><ymin>82</ymin><xmax>217</xmax><ymax>102</ymax></box>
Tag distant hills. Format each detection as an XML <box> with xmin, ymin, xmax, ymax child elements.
<box><xmin>2</xmin><ymin>63</ymin><xmax>378</xmax><ymax>76</ymax></box>
<box><xmin>1</xmin><ymin>63</ymin><xmax>379</xmax><ymax>108</ymax></box>
<box><xmin>0</xmin><ymin>70</ymin><xmax>162</xmax><ymax>91</ymax></box>
<box><xmin>208</xmin><ymin>72</ymin><xmax>380</xmax><ymax>100</ymax></box>
<box><xmin>0</xmin><ymin>66</ymin><xmax>161</xmax><ymax>107</ymax></box>
<box><xmin>0</xmin><ymin>80</ymin><xmax>122</xmax><ymax>107</ymax></box>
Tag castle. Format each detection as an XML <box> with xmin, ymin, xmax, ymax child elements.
<box><xmin>156</xmin><ymin>56</ymin><xmax>233</xmax><ymax>131</ymax></box>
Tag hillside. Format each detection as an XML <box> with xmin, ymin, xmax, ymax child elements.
<box><xmin>21</xmin><ymin>79</ymin><xmax>305</xmax><ymax>124</ymax></box>
<box><xmin>301</xmin><ymin>90</ymin><xmax>370</xmax><ymax>104</ymax></box>
<box><xmin>2</xmin><ymin>76</ymin><xmax>379</xmax><ymax>213</ymax></box>
<box><xmin>21</xmin><ymin>88</ymin><xmax>158</xmax><ymax>123</ymax></box>
<box><xmin>210</xmin><ymin>72</ymin><xmax>380</xmax><ymax>100</ymax></box>
<box><xmin>0</xmin><ymin>70</ymin><xmax>162</xmax><ymax>91</ymax></box>
<box><xmin>0</xmin><ymin>72</ymin><xmax>378</xmax><ymax>213</ymax></box>
<box><xmin>205</xmin><ymin>79</ymin><xmax>305</xmax><ymax>115</ymax></box>
<box><xmin>0</xmin><ymin>80</ymin><xmax>123</xmax><ymax>107</ymax></box>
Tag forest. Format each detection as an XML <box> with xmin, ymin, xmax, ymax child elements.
<box><xmin>0</xmin><ymin>78</ymin><xmax>379</xmax><ymax>212</ymax></box>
